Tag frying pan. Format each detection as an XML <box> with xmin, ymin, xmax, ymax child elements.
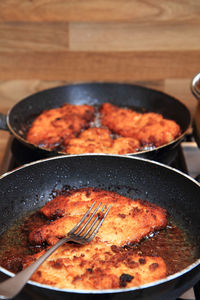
<box><xmin>0</xmin><ymin>83</ymin><xmax>191</xmax><ymax>164</ymax></box>
<box><xmin>0</xmin><ymin>154</ymin><xmax>199</xmax><ymax>300</ymax></box>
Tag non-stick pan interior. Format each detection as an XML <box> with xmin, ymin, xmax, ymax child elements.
<box><xmin>0</xmin><ymin>154</ymin><xmax>199</xmax><ymax>249</ymax></box>
<box><xmin>0</xmin><ymin>154</ymin><xmax>200</xmax><ymax>300</ymax></box>
<box><xmin>8</xmin><ymin>83</ymin><xmax>190</xmax><ymax>137</ymax></box>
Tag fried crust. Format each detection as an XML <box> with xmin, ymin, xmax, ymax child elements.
<box><xmin>26</xmin><ymin>104</ymin><xmax>95</xmax><ymax>149</ymax></box>
<box><xmin>100</xmin><ymin>103</ymin><xmax>181</xmax><ymax>147</ymax></box>
<box><xmin>29</xmin><ymin>188</ymin><xmax>167</xmax><ymax>247</ymax></box>
<box><xmin>26</xmin><ymin>102</ymin><xmax>181</xmax><ymax>153</ymax></box>
<box><xmin>66</xmin><ymin>128</ymin><xmax>113</xmax><ymax>154</ymax></box>
<box><xmin>66</xmin><ymin>128</ymin><xmax>140</xmax><ymax>154</ymax></box>
<box><xmin>25</xmin><ymin>188</ymin><xmax>168</xmax><ymax>290</ymax></box>
<box><xmin>23</xmin><ymin>240</ymin><xmax>167</xmax><ymax>290</ymax></box>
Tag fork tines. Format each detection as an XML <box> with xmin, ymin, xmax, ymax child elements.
<box><xmin>69</xmin><ymin>201</ymin><xmax>111</xmax><ymax>242</ymax></box>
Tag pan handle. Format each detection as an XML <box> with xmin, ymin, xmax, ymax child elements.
<box><xmin>0</xmin><ymin>113</ymin><xmax>9</xmax><ymax>131</ymax></box>
<box><xmin>191</xmin><ymin>72</ymin><xmax>200</xmax><ymax>100</ymax></box>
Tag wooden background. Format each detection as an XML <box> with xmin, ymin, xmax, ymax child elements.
<box><xmin>0</xmin><ymin>0</ymin><xmax>200</xmax><ymax>165</ymax></box>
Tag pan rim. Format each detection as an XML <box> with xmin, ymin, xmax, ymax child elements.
<box><xmin>0</xmin><ymin>153</ymin><xmax>199</xmax><ymax>294</ymax></box>
<box><xmin>1</xmin><ymin>152</ymin><xmax>199</xmax><ymax>186</ymax></box>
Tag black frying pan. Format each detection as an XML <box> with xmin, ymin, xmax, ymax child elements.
<box><xmin>0</xmin><ymin>154</ymin><xmax>199</xmax><ymax>300</ymax></box>
<box><xmin>0</xmin><ymin>83</ymin><xmax>191</xmax><ymax>164</ymax></box>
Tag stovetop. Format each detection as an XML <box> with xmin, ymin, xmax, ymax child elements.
<box><xmin>0</xmin><ymin>136</ymin><xmax>200</xmax><ymax>300</ymax></box>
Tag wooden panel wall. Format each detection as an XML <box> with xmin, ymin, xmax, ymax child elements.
<box><xmin>0</xmin><ymin>0</ymin><xmax>200</xmax><ymax>113</ymax></box>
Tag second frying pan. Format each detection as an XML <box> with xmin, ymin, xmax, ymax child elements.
<box><xmin>0</xmin><ymin>83</ymin><xmax>191</xmax><ymax>164</ymax></box>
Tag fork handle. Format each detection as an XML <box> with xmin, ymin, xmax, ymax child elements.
<box><xmin>0</xmin><ymin>237</ymin><xmax>70</xmax><ymax>299</ymax></box>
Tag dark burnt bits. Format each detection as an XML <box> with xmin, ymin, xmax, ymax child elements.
<box><xmin>87</xmin><ymin>268</ymin><xmax>93</xmax><ymax>273</ymax></box>
<box><xmin>51</xmin><ymin>208</ymin><xmax>65</xmax><ymax>219</ymax></box>
<box><xmin>139</xmin><ymin>258</ymin><xmax>146</xmax><ymax>265</ymax></box>
<box><xmin>119</xmin><ymin>273</ymin><xmax>134</xmax><ymax>287</ymax></box>
<box><xmin>118</xmin><ymin>213</ymin><xmax>126</xmax><ymax>219</ymax></box>
<box><xmin>125</xmin><ymin>259</ymin><xmax>139</xmax><ymax>269</ymax></box>
<box><xmin>0</xmin><ymin>255</ymin><xmax>23</xmax><ymax>273</ymax></box>
<box><xmin>48</xmin><ymin>258</ymin><xmax>64</xmax><ymax>269</ymax></box>
<box><xmin>130</xmin><ymin>207</ymin><xmax>141</xmax><ymax>217</ymax></box>
<box><xmin>149</xmin><ymin>262</ymin><xmax>159</xmax><ymax>271</ymax></box>
<box><xmin>36</xmin><ymin>270</ymin><xmax>42</xmax><ymax>277</ymax></box>
<box><xmin>97</xmin><ymin>211</ymin><xmax>105</xmax><ymax>220</ymax></box>
<box><xmin>86</xmin><ymin>189</ymin><xmax>92</xmax><ymax>197</ymax></box>
<box><xmin>111</xmin><ymin>245</ymin><xmax>121</xmax><ymax>253</ymax></box>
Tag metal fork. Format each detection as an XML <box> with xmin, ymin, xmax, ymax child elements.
<box><xmin>0</xmin><ymin>201</ymin><xmax>111</xmax><ymax>299</ymax></box>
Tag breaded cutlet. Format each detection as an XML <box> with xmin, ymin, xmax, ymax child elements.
<box><xmin>26</xmin><ymin>104</ymin><xmax>95</xmax><ymax>149</ymax></box>
<box><xmin>23</xmin><ymin>239</ymin><xmax>167</xmax><ymax>290</ymax></box>
<box><xmin>65</xmin><ymin>128</ymin><xmax>140</xmax><ymax>154</ymax></box>
<box><xmin>29</xmin><ymin>188</ymin><xmax>167</xmax><ymax>247</ymax></box>
<box><xmin>100</xmin><ymin>103</ymin><xmax>181</xmax><ymax>147</ymax></box>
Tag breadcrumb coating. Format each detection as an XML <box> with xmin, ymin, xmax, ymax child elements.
<box><xmin>25</xmin><ymin>188</ymin><xmax>168</xmax><ymax>290</ymax></box>
<box><xmin>26</xmin><ymin>102</ymin><xmax>181</xmax><ymax>153</ymax></box>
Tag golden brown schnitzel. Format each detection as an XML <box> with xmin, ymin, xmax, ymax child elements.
<box><xmin>26</xmin><ymin>104</ymin><xmax>95</xmax><ymax>150</ymax></box>
<box><xmin>24</xmin><ymin>240</ymin><xmax>167</xmax><ymax>290</ymax></box>
<box><xmin>26</xmin><ymin>102</ymin><xmax>181</xmax><ymax>153</ymax></box>
<box><xmin>100</xmin><ymin>103</ymin><xmax>181</xmax><ymax>147</ymax></box>
<box><xmin>29</xmin><ymin>188</ymin><xmax>167</xmax><ymax>247</ymax></box>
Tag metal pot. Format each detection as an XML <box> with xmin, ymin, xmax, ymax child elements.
<box><xmin>191</xmin><ymin>73</ymin><xmax>200</xmax><ymax>147</ymax></box>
